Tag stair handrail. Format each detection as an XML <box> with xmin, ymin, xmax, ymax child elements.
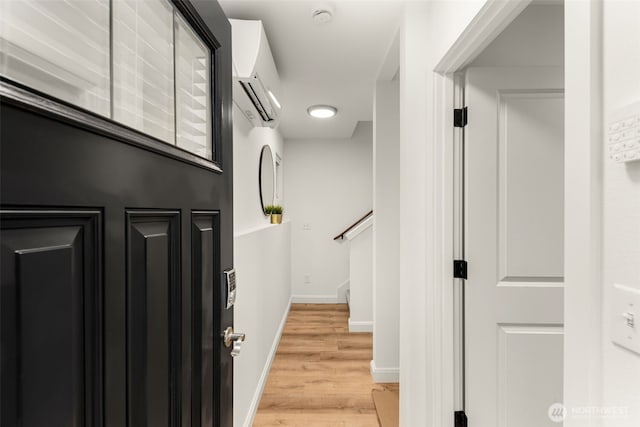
<box><xmin>333</xmin><ymin>210</ymin><xmax>374</xmax><ymax>241</ymax></box>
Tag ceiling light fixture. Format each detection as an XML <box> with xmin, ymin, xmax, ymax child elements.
<box><xmin>307</xmin><ymin>105</ymin><xmax>337</xmax><ymax>119</ymax></box>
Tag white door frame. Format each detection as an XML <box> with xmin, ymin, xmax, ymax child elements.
<box><xmin>426</xmin><ymin>1</ymin><xmax>603</xmax><ymax>426</ymax></box>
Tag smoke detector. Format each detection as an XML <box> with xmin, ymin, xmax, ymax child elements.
<box><xmin>312</xmin><ymin>6</ymin><xmax>333</xmax><ymax>24</ymax></box>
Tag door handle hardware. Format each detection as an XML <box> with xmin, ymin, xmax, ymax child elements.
<box><xmin>222</xmin><ymin>326</ymin><xmax>246</xmax><ymax>357</ymax></box>
<box><xmin>231</xmin><ymin>337</ymin><xmax>244</xmax><ymax>357</ymax></box>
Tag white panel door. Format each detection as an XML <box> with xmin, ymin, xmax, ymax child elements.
<box><xmin>465</xmin><ymin>67</ymin><xmax>565</xmax><ymax>427</ymax></box>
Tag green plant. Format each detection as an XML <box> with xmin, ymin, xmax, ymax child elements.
<box><xmin>264</xmin><ymin>204</ymin><xmax>283</xmax><ymax>215</ymax></box>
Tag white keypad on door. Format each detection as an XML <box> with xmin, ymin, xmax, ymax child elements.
<box><xmin>607</xmin><ymin>101</ymin><xmax>640</xmax><ymax>163</ymax></box>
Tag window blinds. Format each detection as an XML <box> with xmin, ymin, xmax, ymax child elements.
<box><xmin>0</xmin><ymin>0</ymin><xmax>213</xmax><ymax>161</ymax></box>
<box><xmin>0</xmin><ymin>0</ymin><xmax>111</xmax><ymax>116</ymax></box>
<box><xmin>113</xmin><ymin>0</ymin><xmax>175</xmax><ymax>144</ymax></box>
<box><xmin>175</xmin><ymin>13</ymin><xmax>212</xmax><ymax>159</ymax></box>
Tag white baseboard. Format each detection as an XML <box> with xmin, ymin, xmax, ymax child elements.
<box><xmin>292</xmin><ymin>280</ymin><xmax>350</xmax><ymax>304</ymax></box>
<box><xmin>348</xmin><ymin>318</ymin><xmax>373</xmax><ymax>332</ymax></box>
<box><xmin>370</xmin><ymin>360</ymin><xmax>400</xmax><ymax>383</ymax></box>
<box><xmin>242</xmin><ymin>296</ymin><xmax>292</xmax><ymax>427</ymax></box>
<box><xmin>336</xmin><ymin>280</ymin><xmax>350</xmax><ymax>303</ymax></box>
<box><xmin>292</xmin><ymin>294</ymin><xmax>343</xmax><ymax>303</ymax></box>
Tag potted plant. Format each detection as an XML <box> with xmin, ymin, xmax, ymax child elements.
<box><xmin>264</xmin><ymin>205</ymin><xmax>283</xmax><ymax>224</ymax></box>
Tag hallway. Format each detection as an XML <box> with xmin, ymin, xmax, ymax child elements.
<box><xmin>253</xmin><ymin>304</ymin><xmax>398</xmax><ymax>426</ymax></box>
<box><xmin>2</xmin><ymin>1</ymin><xmax>639</xmax><ymax>426</ymax></box>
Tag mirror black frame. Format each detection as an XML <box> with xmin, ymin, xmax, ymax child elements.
<box><xmin>258</xmin><ymin>145</ymin><xmax>275</xmax><ymax>216</ymax></box>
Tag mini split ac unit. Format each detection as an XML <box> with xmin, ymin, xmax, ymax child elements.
<box><xmin>229</xmin><ymin>19</ymin><xmax>282</xmax><ymax>128</ymax></box>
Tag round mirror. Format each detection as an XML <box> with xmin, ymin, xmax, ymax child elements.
<box><xmin>259</xmin><ymin>145</ymin><xmax>275</xmax><ymax>215</ymax></box>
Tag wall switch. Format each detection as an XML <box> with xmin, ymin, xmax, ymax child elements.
<box><xmin>612</xmin><ymin>283</ymin><xmax>640</xmax><ymax>355</ymax></box>
<box><xmin>303</xmin><ymin>274</ymin><xmax>311</xmax><ymax>284</ymax></box>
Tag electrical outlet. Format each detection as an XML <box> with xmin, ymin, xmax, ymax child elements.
<box><xmin>303</xmin><ymin>274</ymin><xmax>311</xmax><ymax>284</ymax></box>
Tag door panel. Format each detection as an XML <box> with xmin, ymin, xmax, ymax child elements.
<box><xmin>192</xmin><ymin>212</ymin><xmax>219</xmax><ymax>427</ymax></box>
<box><xmin>498</xmin><ymin>92</ymin><xmax>565</xmax><ymax>280</ymax></box>
<box><xmin>0</xmin><ymin>211</ymin><xmax>102</xmax><ymax>427</ymax></box>
<box><xmin>497</xmin><ymin>325</ymin><xmax>564</xmax><ymax>426</ymax></box>
<box><xmin>465</xmin><ymin>67</ymin><xmax>564</xmax><ymax>427</ymax></box>
<box><xmin>127</xmin><ymin>212</ymin><xmax>181</xmax><ymax>427</ymax></box>
<box><xmin>0</xmin><ymin>1</ymin><xmax>233</xmax><ymax>426</ymax></box>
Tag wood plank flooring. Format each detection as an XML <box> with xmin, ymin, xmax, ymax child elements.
<box><xmin>253</xmin><ymin>304</ymin><xmax>399</xmax><ymax>427</ymax></box>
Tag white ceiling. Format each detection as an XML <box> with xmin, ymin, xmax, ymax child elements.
<box><xmin>218</xmin><ymin>0</ymin><xmax>403</xmax><ymax>140</ymax></box>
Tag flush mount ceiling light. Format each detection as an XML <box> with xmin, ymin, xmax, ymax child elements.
<box><xmin>307</xmin><ymin>105</ymin><xmax>337</xmax><ymax>119</ymax></box>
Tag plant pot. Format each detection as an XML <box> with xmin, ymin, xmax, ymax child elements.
<box><xmin>270</xmin><ymin>214</ymin><xmax>282</xmax><ymax>224</ymax></box>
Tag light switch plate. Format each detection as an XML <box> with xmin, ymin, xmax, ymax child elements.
<box><xmin>612</xmin><ymin>283</ymin><xmax>640</xmax><ymax>355</ymax></box>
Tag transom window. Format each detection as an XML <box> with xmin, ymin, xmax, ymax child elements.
<box><xmin>0</xmin><ymin>0</ymin><xmax>216</xmax><ymax>161</ymax></box>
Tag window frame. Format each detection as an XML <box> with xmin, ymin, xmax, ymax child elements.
<box><xmin>0</xmin><ymin>0</ymin><xmax>223</xmax><ymax>172</ymax></box>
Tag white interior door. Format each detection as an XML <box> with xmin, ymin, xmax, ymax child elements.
<box><xmin>465</xmin><ymin>67</ymin><xmax>565</xmax><ymax>427</ymax></box>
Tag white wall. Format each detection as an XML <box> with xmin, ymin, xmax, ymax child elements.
<box><xmin>602</xmin><ymin>1</ymin><xmax>640</xmax><ymax>425</ymax></box>
<box><xmin>372</xmin><ymin>80</ymin><xmax>400</xmax><ymax>382</ymax></box>
<box><xmin>285</xmin><ymin>121</ymin><xmax>373</xmax><ymax>301</ymax></box>
<box><xmin>233</xmin><ymin>222</ymin><xmax>291</xmax><ymax>427</ymax></box>
<box><xmin>233</xmin><ymin>104</ymin><xmax>285</xmax><ymax>234</ymax></box>
<box><xmin>232</xmin><ymin>105</ymin><xmax>291</xmax><ymax>427</ymax></box>
<box><xmin>348</xmin><ymin>226</ymin><xmax>373</xmax><ymax>331</ymax></box>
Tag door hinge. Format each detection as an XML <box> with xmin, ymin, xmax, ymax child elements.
<box><xmin>454</xmin><ymin>107</ymin><xmax>468</xmax><ymax>128</ymax></box>
<box><xmin>454</xmin><ymin>411</ymin><xmax>468</xmax><ymax>427</ymax></box>
<box><xmin>453</xmin><ymin>260</ymin><xmax>468</xmax><ymax>279</ymax></box>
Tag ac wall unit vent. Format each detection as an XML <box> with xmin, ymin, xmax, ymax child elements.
<box><xmin>229</xmin><ymin>19</ymin><xmax>282</xmax><ymax>128</ymax></box>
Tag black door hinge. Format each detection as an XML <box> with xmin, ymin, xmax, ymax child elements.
<box><xmin>454</xmin><ymin>411</ymin><xmax>468</xmax><ymax>427</ymax></box>
<box><xmin>453</xmin><ymin>260</ymin><xmax>468</xmax><ymax>279</ymax></box>
<box><xmin>454</xmin><ymin>107</ymin><xmax>468</xmax><ymax>128</ymax></box>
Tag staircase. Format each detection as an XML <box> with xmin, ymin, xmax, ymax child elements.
<box><xmin>334</xmin><ymin>211</ymin><xmax>373</xmax><ymax>332</ymax></box>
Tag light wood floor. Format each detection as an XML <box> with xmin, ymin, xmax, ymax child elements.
<box><xmin>253</xmin><ymin>304</ymin><xmax>399</xmax><ymax>427</ymax></box>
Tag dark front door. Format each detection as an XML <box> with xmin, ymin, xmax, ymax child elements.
<box><xmin>0</xmin><ymin>1</ymin><xmax>234</xmax><ymax>426</ymax></box>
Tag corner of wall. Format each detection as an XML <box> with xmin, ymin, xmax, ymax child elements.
<box><xmin>370</xmin><ymin>360</ymin><xmax>400</xmax><ymax>384</ymax></box>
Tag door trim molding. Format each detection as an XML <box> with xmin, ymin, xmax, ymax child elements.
<box><xmin>431</xmin><ymin>3</ymin><xmax>534</xmax><ymax>423</ymax></box>
<box><xmin>562</xmin><ymin>2</ymin><xmax>604</xmax><ymax>424</ymax></box>
<box><xmin>434</xmin><ymin>0</ymin><xmax>531</xmax><ymax>73</ymax></box>
<box><xmin>429</xmin><ymin>2</ymin><xmax>604</xmax><ymax>427</ymax></box>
